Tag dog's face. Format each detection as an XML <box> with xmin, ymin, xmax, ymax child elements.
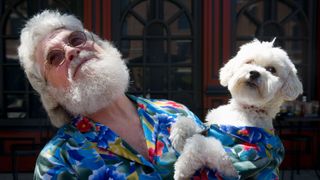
<box><xmin>220</xmin><ymin>39</ymin><xmax>303</xmax><ymax>106</ymax></box>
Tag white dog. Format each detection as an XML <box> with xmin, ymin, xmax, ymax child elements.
<box><xmin>170</xmin><ymin>39</ymin><xmax>303</xmax><ymax>179</ymax></box>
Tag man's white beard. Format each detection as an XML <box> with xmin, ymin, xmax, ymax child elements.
<box><xmin>48</xmin><ymin>50</ymin><xmax>129</xmax><ymax>115</ymax></box>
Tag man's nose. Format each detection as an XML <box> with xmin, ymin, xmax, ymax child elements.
<box><xmin>65</xmin><ymin>46</ymin><xmax>80</xmax><ymax>61</ymax></box>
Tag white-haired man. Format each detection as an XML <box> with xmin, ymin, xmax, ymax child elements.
<box><xmin>18</xmin><ymin>10</ymin><xmax>203</xmax><ymax>179</ymax></box>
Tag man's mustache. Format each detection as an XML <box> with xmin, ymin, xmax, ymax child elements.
<box><xmin>68</xmin><ymin>51</ymin><xmax>97</xmax><ymax>81</ymax></box>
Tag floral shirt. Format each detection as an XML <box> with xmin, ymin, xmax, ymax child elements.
<box><xmin>33</xmin><ymin>95</ymin><xmax>203</xmax><ymax>180</ymax></box>
<box><xmin>196</xmin><ymin>124</ymin><xmax>284</xmax><ymax>180</ymax></box>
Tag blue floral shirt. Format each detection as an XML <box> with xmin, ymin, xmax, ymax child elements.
<box><xmin>33</xmin><ymin>95</ymin><xmax>202</xmax><ymax>180</ymax></box>
<box><xmin>196</xmin><ymin>124</ymin><xmax>285</xmax><ymax>180</ymax></box>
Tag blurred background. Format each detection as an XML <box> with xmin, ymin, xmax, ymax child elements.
<box><xmin>0</xmin><ymin>0</ymin><xmax>319</xmax><ymax>179</ymax></box>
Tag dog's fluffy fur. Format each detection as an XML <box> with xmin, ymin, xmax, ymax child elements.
<box><xmin>170</xmin><ymin>39</ymin><xmax>303</xmax><ymax>179</ymax></box>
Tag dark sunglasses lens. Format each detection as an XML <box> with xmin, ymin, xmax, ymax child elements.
<box><xmin>47</xmin><ymin>50</ymin><xmax>65</xmax><ymax>66</ymax></box>
<box><xmin>69</xmin><ymin>31</ymin><xmax>86</xmax><ymax>47</ymax></box>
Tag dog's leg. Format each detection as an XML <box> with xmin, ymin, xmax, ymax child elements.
<box><xmin>174</xmin><ymin>134</ymin><xmax>238</xmax><ymax>180</ymax></box>
<box><xmin>170</xmin><ymin>117</ymin><xmax>201</xmax><ymax>153</ymax></box>
<box><xmin>174</xmin><ymin>134</ymin><xmax>208</xmax><ymax>180</ymax></box>
<box><xmin>204</xmin><ymin>137</ymin><xmax>238</xmax><ymax>177</ymax></box>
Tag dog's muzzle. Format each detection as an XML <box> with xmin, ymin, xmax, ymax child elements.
<box><xmin>245</xmin><ymin>70</ymin><xmax>261</xmax><ymax>88</ymax></box>
<box><xmin>249</xmin><ymin>71</ymin><xmax>260</xmax><ymax>80</ymax></box>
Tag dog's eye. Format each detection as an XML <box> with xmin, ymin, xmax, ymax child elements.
<box><xmin>245</xmin><ymin>60</ymin><xmax>254</xmax><ymax>64</ymax></box>
<box><xmin>265</xmin><ymin>66</ymin><xmax>276</xmax><ymax>74</ymax></box>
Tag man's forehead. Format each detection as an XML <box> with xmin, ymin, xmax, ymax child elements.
<box><xmin>40</xmin><ymin>29</ymin><xmax>71</xmax><ymax>53</ymax></box>
<box><xmin>47</xmin><ymin>28</ymin><xmax>70</xmax><ymax>40</ymax></box>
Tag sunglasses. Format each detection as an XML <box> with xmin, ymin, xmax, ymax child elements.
<box><xmin>45</xmin><ymin>31</ymin><xmax>87</xmax><ymax>67</ymax></box>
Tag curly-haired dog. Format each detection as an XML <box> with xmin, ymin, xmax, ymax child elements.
<box><xmin>170</xmin><ymin>39</ymin><xmax>303</xmax><ymax>179</ymax></box>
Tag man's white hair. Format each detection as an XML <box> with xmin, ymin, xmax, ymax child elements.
<box><xmin>18</xmin><ymin>10</ymin><xmax>88</xmax><ymax>127</ymax></box>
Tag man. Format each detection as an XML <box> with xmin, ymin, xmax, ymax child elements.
<box><xmin>18</xmin><ymin>10</ymin><xmax>203</xmax><ymax>179</ymax></box>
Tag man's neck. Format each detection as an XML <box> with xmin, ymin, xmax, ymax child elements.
<box><xmin>85</xmin><ymin>94</ymin><xmax>149</xmax><ymax>159</ymax></box>
<box><xmin>86</xmin><ymin>94</ymin><xmax>137</xmax><ymax>126</ymax></box>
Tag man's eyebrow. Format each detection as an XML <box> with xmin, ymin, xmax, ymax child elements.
<box><xmin>48</xmin><ymin>28</ymin><xmax>64</xmax><ymax>40</ymax></box>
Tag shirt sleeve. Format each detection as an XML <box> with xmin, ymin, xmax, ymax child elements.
<box><xmin>33</xmin><ymin>127</ymin><xmax>108</xmax><ymax>180</ymax></box>
<box><xmin>34</xmin><ymin>153</ymin><xmax>78</xmax><ymax>180</ymax></box>
<box><xmin>33</xmin><ymin>145</ymin><xmax>78</xmax><ymax>180</ymax></box>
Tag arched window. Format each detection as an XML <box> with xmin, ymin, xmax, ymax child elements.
<box><xmin>112</xmin><ymin>0</ymin><xmax>202</xmax><ymax>115</ymax></box>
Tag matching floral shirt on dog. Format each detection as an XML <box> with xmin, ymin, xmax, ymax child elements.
<box><xmin>194</xmin><ymin>124</ymin><xmax>284</xmax><ymax>179</ymax></box>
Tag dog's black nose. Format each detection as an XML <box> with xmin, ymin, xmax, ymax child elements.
<box><xmin>249</xmin><ymin>71</ymin><xmax>260</xmax><ymax>80</ymax></box>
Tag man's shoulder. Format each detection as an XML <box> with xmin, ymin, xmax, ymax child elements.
<box><xmin>38</xmin><ymin>124</ymin><xmax>88</xmax><ymax>157</ymax></box>
<box><xmin>34</xmin><ymin>124</ymin><xmax>106</xmax><ymax>178</ymax></box>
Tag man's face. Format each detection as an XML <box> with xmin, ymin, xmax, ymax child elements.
<box><xmin>35</xmin><ymin>29</ymin><xmax>129</xmax><ymax>115</ymax></box>
<box><xmin>35</xmin><ymin>29</ymin><xmax>105</xmax><ymax>88</ymax></box>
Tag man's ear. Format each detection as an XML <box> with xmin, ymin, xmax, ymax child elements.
<box><xmin>219</xmin><ymin>57</ymin><xmax>237</xmax><ymax>87</ymax></box>
<box><xmin>281</xmin><ymin>70</ymin><xmax>303</xmax><ymax>101</ymax></box>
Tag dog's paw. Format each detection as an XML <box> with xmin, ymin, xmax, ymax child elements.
<box><xmin>203</xmin><ymin>137</ymin><xmax>238</xmax><ymax>178</ymax></box>
<box><xmin>169</xmin><ymin>117</ymin><xmax>201</xmax><ymax>152</ymax></box>
<box><xmin>173</xmin><ymin>171</ymin><xmax>189</xmax><ymax>180</ymax></box>
<box><xmin>173</xmin><ymin>135</ymin><xmax>207</xmax><ymax>180</ymax></box>
<box><xmin>217</xmin><ymin>155</ymin><xmax>238</xmax><ymax>177</ymax></box>
<box><xmin>173</xmin><ymin>154</ymin><xmax>193</xmax><ymax>180</ymax></box>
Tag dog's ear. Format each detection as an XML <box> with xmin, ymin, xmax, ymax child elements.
<box><xmin>281</xmin><ymin>66</ymin><xmax>303</xmax><ymax>101</ymax></box>
<box><xmin>219</xmin><ymin>57</ymin><xmax>237</xmax><ymax>87</ymax></box>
